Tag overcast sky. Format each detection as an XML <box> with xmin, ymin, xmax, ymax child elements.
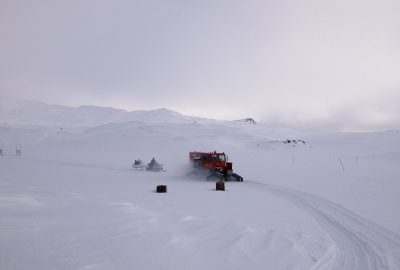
<box><xmin>1</xmin><ymin>0</ymin><xmax>399</xmax><ymax>131</ymax></box>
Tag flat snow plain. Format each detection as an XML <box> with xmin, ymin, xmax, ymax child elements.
<box><xmin>1</xmin><ymin>102</ymin><xmax>400</xmax><ymax>270</ymax></box>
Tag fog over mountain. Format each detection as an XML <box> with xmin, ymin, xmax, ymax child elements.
<box><xmin>1</xmin><ymin>0</ymin><xmax>400</xmax><ymax>131</ymax></box>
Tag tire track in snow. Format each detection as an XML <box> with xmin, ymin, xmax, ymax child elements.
<box><xmin>246</xmin><ymin>181</ymin><xmax>400</xmax><ymax>270</ymax></box>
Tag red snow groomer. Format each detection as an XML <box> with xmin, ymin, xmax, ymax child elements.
<box><xmin>189</xmin><ymin>151</ymin><xmax>243</xmax><ymax>181</ymax></box>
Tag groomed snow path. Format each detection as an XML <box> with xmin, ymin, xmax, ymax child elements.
<box><xmin>246</xmin><ymin>181</ymin><xmax>400</xmax><ymax>270</ymax></box>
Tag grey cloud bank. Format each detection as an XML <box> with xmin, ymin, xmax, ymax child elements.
<box><xmin>1</xmin><ymin>0</ymin><xmax>399</xmax><ymax>131</ymax></box>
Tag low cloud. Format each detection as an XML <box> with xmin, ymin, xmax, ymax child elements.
<box><xmin>1</xmin><ymin>0</ymin><xmax>399</xmax><ymax>131</ymax></box>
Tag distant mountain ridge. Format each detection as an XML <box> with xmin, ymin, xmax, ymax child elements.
<box><xmin>0</xmin><ymin>98</ymin><xmax>213</xmax><ymax>127</ymax></box>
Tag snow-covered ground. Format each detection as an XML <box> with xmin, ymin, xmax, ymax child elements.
<box><xmin>1</xmin><ymin>100</ymin><xmax>400</xmax><ymax>270</ymax></box>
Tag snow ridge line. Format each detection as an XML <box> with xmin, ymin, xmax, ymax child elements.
<box><xmin>246</xmin><ymin>181</ymin><xmax>400</xmax><ymax>270</ymax></box>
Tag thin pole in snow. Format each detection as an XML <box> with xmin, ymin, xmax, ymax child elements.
<box><xmin>338</xmin><ymin>158</ymin><xmax>345</xmax><ymax>171</ymax></box>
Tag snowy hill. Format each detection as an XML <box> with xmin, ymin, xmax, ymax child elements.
<box><xmin>1</xmin><ymin>99</ymin><xmax>400</xmax><ymax>270</ymax></box>
<box><xmin>0</xmin><ymin>98</ymin><xmax>211</xmax><ymax>127</ymax></box>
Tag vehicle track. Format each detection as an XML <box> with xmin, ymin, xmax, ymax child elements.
<box><xmin>246</xmin><ymin>181</ymin><xmax>400</xmax><ymax>270</ymax></box>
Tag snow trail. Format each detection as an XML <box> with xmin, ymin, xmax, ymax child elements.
<box><xmin>246</xmin><ymin>181</ymin><xmax>400</xmax><ymax>270</ymax></box>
